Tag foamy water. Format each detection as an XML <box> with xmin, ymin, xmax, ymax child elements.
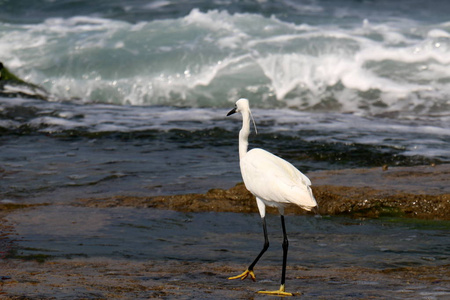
<box><xmin>1</xmin><ymin>4</ymin><xmax>449</xmax><ymax>118</ymax></box>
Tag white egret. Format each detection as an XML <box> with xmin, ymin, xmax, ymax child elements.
<box><xmin>227</xmin><ymin>98</ymin><xmax>317</xmax><ymax>296</ymax></box>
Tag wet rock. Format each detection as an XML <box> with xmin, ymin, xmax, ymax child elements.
<box><xmin>75</xmin><ymin>164</ymin><xmax>450</xmax><ymax>220</ymax></box>
<box><xmin>75</xmin><ymin>183</ymin><xmax>258</xmax><ymax>213</ymax></box>
<box><xmin>0</xmin><ymin>258</ymin><xmax>448</xmax><ymax>299</ymax></box>
<box><xmin>0</xmin><ymin>62</ymin><xmax>49</xmax><ymax>100</ymax></box>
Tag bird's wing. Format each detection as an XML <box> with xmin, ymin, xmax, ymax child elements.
<box><xmin>241</xmin><ymin>148</ymin><xmax>317</xmax><ymax>210</ymax></box>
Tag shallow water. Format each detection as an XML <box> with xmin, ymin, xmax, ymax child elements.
<box><xmin>1</xmin><ymin>98</ymin><xmax>448</xmax><ymax>204</ymax></box>
<box><xmin>1</xmin><ymin>2</ymin><xmax>449</xmax><ymax>298</ymax></box>
<box><xmin>7</xmin><ymin>206</ymin><xmax>449</xmax><ymax>270</ymax></box>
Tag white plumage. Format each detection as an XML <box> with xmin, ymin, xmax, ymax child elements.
<box><xmin>241</xmin><ymin>148</ymin><xmax>316</xmax><ymax>217</ymax></box>
<box><xmin>227</xmin><ymin>98</ymin><xmax>317</xmax><ymax>296</ymax></box>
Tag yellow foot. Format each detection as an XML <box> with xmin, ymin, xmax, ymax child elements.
<box><xmin>228</xmin><ymin>269</ymin><xmax>256</xmax><ymax>281</ymax></box>
<box><xmin>257</xmin><ymin>284</ymin><xmax>294</xmax><ymax>296</ymax></box>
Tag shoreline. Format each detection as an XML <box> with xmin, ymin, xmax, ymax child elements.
<box><xmin>1</xmin><ymin>164</ymin><xmax>449</xmax><ymax>299</ymax></box>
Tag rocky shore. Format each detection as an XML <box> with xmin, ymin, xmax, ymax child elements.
<box><xmin>1</xmin><ymin>258</ymin><xmax>448</xmax><ymax>299</ymax></box>
<box><xmin>1</xmin><ymin>164</ymin><xmax>449</xmax><ymax>299</ymax></box>
<box><xmin>75</xmin><ymin>164</ymin><xmax>450</xmax><ymax>220</ymax></box>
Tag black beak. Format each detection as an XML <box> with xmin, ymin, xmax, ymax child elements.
<box><xmin>227</xmin><ymin>107</ymin><xmax>237</xmax><ymax>116</ymax></box>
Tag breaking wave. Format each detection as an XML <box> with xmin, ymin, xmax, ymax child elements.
<box><xmin>1</xmin><ymin>9</ymin><xmax>450</xmax><ymax>117</ymax></box>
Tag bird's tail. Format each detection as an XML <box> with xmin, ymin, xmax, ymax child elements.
<box><xmin>300</xmin><ymin>186</ymin><xmax>319</xmax><ymax>214</ymax></box>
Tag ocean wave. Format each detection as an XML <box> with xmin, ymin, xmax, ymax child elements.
<box><xmin>1</xmin><ymin>9</ymin><xmax>450</xmax><ymax>117</ymax></box>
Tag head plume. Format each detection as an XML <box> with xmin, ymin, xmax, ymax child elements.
<box><xmin>235</xmin><ymin>98</ymin><xmax>257</xmax><ymax>134</ymax></box>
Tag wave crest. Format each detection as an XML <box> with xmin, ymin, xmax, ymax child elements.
<box><xmin>2</xmin><ymin>9</ymin><xmax>449</xmax><ymax>116</ymax></box>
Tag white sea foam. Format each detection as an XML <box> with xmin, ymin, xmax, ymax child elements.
<box><xmin>1</xmin><ymin>9</ymin><xmax>449</xmax><ymax>118</ymax></box>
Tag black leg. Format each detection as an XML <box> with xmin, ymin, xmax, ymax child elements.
<box><xmin>249</xmin><ymin>216</ymin><xmax>269</xmax><ymax>271</ymax></box>
<box><xmin>256</xmin><ymin>215</ymin><xmax>294</xmax><ymax>296</ymax></box>
<box><xmin>231</xmin><ymin>215</ymin><xmax>294</xmax><ymax>295</ymax></box>
<box><xmin>228</xmin><ymin>217</ymin><xmax>270</xmax><ymax>281</ymax></box>
<box><xmin>280</xmin><ymin>215</ymin><xmax>289</xmax><ymax>286</ymax></box>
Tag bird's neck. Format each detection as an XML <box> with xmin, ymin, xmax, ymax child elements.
<box><xmin>239</xmin><ymin>111</ymin><xmax>250</xmax><ymax>159</ymax></box>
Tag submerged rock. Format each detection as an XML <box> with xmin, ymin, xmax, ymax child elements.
<box><xmin>76</xmin><ymin>164</ymin><xmax>450</xmax><ymax>220</ymax></box>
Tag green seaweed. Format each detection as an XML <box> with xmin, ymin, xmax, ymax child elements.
<box><xmin>0</xmin><ymin>62</ymin><xmax>26</xmax><ymax>83</ymax></box>
<box><xmin>5</xmin><ymin>248</ymin><xmax>52</xmax><ymax>263</ymax></box>
<box><xmin>346</xmin><ymin>204</ymin><xmax>405</xmax><ymax>219</ymax></box>
<box><xmin>380</xmin><ymin>217</ymin><xmax>450</xmax><ymax>230</ymax></box>
<box><xmin>0</xmin><ymin>203</ymin><xmax>49</xmax><ymax>212</ymax></box>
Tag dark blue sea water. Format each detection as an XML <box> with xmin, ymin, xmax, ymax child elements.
<box><xmin>0</xmin><ymin>2</ymin><xmax>449</xmax><ymax>298</ymax></box>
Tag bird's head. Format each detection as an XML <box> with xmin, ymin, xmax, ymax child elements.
<box><xmin>227</xmin><ymin>98</ymin><xmax>249</xmax><ymax>116</ymax></box>
<box><xmin>227</xmin><ymin>98</ymin><xmax>257</xmax><ymax>134</ymax></box>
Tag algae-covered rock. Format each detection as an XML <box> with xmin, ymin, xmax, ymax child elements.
<box><xmin>74</xmin><ymin>165</ymin><xmax>450</xmax><ymax>220</ymax></box>
<box><xmin>0</xmin><ymin>62</ymin><xmax>49</xmax><ymax>100</ymax></box>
